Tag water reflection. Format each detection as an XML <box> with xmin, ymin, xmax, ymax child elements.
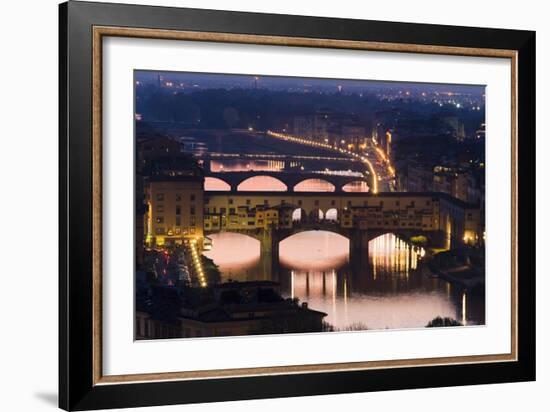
<box><xmin>342</xmin><ymin>181</ymin><xmax>370</xmax><ymax>192</ymax></box>
<box><xmin>204</xmin><ymin>231</ymin><xmax>485</xmax><ymax>331</ymax></box>
<box><xmin>205</xmin><ymin>160</ymin><xmax>369</xmax><ymax>193</ymax></box>
<box><xmin>294</xmin><ymin>178</ymin><xmax>335</xmax><ymax>192</ymax></box>
<box><xmin>211</xmin><ymin>159</ymin><xmax>284</xmax><ymax>172</ymax></box>
<box><xmin>370</xmin><ymin>234</ymin><xmax>425</xmax><ymax>279</ymax></box>
<box><xmin>203</xmin><ymin>232</ymin><xmax>260</xmax><ymax>280</ymax></box>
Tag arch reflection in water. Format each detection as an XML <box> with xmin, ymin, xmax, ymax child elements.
<box><xmin>202</xmin><ymin>232</ymin><xmax>260</xmax><ymax>281</ymax></box>
<box><xmin>279</xmin><ymin>231</ymin><xmax>348</xmax><ymax>270</ymax></box>
<box><xmin>369</xmin><ymin>233</ymin><xmax>425</xmax><ymax>279</ymax></box>
<box><xmin>204</xmin><ymin>231</ymin><xmax>484</xmax><ymax>331</ymax></box>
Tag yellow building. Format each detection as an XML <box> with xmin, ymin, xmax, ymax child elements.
<box><xmin>255</xmin><ymin>208</ymin><xmax>279</xmax><ymax>229</ymax></box>
<box><xmin>203</xmin><ymin>192</ymin><xmax>473</xmax><ymax>249</ymax></box>
<box><xmin>145</xmin><ymin>176</ymin><xmax>204</xmax><ymax>247</ymax></box>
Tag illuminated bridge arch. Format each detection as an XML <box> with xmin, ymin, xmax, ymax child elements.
<box><xmin>293</xmin><ymin>178</ymin><xmax>336</xmax><ymax>192</ymax></box>
<box><xmin>291</xmin><ymin>207</ymin><xmax>306</xmax><ymax>223</ymax></box>
<box><xmin>325</xmin><ymin>208</ymin><xmax>338</xmax><ymax>221</ymax></box>
<box><xmin>278</xmin><ymin>228</ymin><xmax>351</xmax><ymax>243</ymax></box>
<box><xmin>237</xmin><ymin>175</ymin><xmax>288</xmax><ymax>191</ymax></box>
<box><xmin>204</xmin><ymin>177</ymin><xmax>231</xmax><ymax>191</ymax></box>
<box><xmin>308</xmin><ymin>208</ymin><xmax>324</xmax><ymax>222</ymax></box>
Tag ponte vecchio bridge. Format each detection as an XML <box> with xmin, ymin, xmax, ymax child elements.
<box><xmin>203</xmin><ymin>190</ymin><xmax>472</xmax><ymax>276</ymax></box>
<box><xmin>204</xmin><ymin>170</ymin><xmax>371</xmax><ymax>193</ymax></box>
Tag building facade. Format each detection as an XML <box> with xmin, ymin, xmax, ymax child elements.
<box><xmin>145</xmin><ymin>176</ymin><xmax>205</xmax><ymax>246</ymax></box>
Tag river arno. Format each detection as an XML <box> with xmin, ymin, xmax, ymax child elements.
<box><xmin>203</xmin><ymin>231</ymin><xmax>485</xmax><ymax>331</ymax></box>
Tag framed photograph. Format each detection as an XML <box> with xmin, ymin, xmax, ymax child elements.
<box><xmin>59</xmin><ymin>1</ymin><xmax>535</xmax><ymax>410</ymax></box>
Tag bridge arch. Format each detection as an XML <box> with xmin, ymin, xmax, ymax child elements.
<box><xmin>204</xmin><ymin>177</ymin><xmax>231</xmax><ymax>191</ymax></box>
<box><xmin>278</xmin><ymin>227</ymin><xmax>351</xmax><ymax>242</ymax></box>
<box><xmin>291</xmin><ymin>207</ymin><xmax>306</xmax><ymax>223</ymax></box>
<box><xmin>293</xmin><ymin>178</ymin><xmax>336</xmax><ymax>192</ymax></box>
<box><xmin>325</xmin><ymin>208</ymin><xmax>338</xmax><ymax>222</ymax></box>
<box><xmin>237</xmin><ymin>175</ymin><xmax>287</xmax><ymax>191</ymax></box>
<box><xmin>279</xmin><ymin>230</ymin><xmax>350</xmax><ymax>270</ymax></box>
<box><xmin>308</xmin><ymin>208</ymin><xmax>324</xmax><ymax>222</ymax></box>
<box><xmin>202</xmin><ymin>231</ymin><xmax>261</xmax><ymax>272</ymax></box>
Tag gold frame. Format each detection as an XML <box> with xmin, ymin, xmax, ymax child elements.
<box><xmin>92</xmin><ymin>26</ymin><xmax>518</xmax><ymax>386</ymax></box>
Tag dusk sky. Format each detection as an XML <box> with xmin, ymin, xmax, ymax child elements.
<box><xmin>135</xmin><ymin>70</ymin><xmax>485</xmax><ymax>96</ymax></box>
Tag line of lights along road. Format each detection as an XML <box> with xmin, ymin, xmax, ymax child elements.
<box><xmin>266</xmin><ymin>130</ymin><xmax>397</xmax><ymax>194</ymax></box>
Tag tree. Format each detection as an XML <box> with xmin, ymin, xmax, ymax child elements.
<box><xmin>410</xmin><ymin>235</ymin><xmax>428</xmax><ymax>246</ymax></box>
<box><xmin>426</xmin><ymin>316</ymin><xmax>462</xmax><ymax>327</ymax></box>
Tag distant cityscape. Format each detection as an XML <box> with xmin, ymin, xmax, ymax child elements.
<box><xmin>135</xmin><ymin>71</ymin><xmax>486</xmax><ymax>340</ymax></box>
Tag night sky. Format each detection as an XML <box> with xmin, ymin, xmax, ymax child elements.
<box><xmin>135</xmin><ymin>70</ymin><xmax>485</xmax><ymax>96</ymax></box>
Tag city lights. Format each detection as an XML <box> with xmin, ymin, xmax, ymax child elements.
<box><xmin>266</xmin><ymin>130</ymin><xmax>380</xmax><ymax>193</ymax></box>
<box><xmin>135</xmin><ymin>70</ymin><xmax>486</xmax><ymax>340</ymax></box>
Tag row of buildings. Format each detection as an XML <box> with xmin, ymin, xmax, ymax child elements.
<box><xmin>399</xmin><ymin>162</ymin><xmax>484</xmax><ymax>205</ymax></box>
<box><xmin>136</xmin><ymin>132</ymin><xmax>484</xmax><ymax>253</ymax></box>
<box><xmin>292</xmin><ymin>111</ymin><xmax>371</xmax><ymax>152</ymax></box>
<box><xmin>136</xmin><ymin>281</ymin><xmax>327</xmax><ymax>339</ymax></box>
<box><xmin>143</xmin><ymin>175</ymin><xmax>482</xmax><ymax>250</ymax></box>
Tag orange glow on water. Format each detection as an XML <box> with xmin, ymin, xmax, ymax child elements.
<box><xmin>369</xmin><ymin>233</ymin><xmax>425</xmax><ymax>274</ymax></box>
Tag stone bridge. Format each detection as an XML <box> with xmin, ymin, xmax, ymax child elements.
<box><xmin>205</xmin><ymin>224</ymin><xmax>431</xmax><ymax>279</ymax></box>
<box><xmin>204</xmin><ymin>171</ymin><xmax>371</xmax><ymax>193</ymax></box>
<box><xmin>203</xmin><ymin>191</ymin><xmax>471</xmax><ymax>277</ymax></box>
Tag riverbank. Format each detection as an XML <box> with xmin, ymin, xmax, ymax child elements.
<box><xmin>422</xmin><ymin>248</ymin><xmax>485</xmax><ymax>291</ymax></box>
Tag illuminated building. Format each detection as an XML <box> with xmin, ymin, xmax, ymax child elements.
<box><xmin>204</xmin><ymin>191</ymin><xmax>475</xmax><ymax>250</ymax></box>
<box><xmin>145</xmin><ymin>176</ymin><xmax>204</xmax><ymax>247</ymax></box>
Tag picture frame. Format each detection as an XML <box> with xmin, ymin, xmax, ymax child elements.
<box><xmin>59</xmin><ymin>1</ymin><xmax>536</xmax><ymax>410</ymax></box>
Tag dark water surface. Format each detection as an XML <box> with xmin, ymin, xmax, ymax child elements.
<box><xmin>204</xmin><ymin>231</ymin><xmax>485</xmax><ymax>330</ymax></box>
